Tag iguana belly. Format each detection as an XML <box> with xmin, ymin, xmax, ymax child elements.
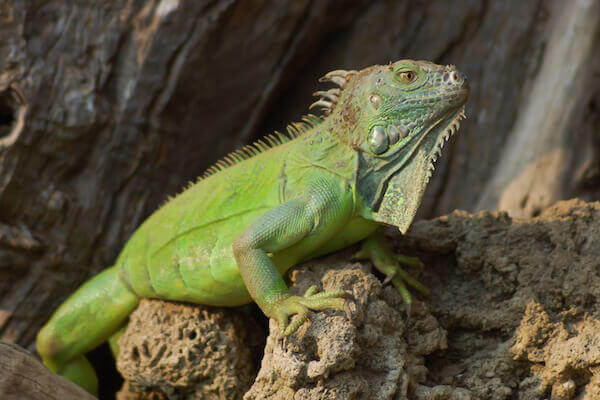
<box><xmin>118</xmin><ymin>209</ymin><xmax>357</xmax><ymax>307</ymax></box>
<box><xmin>135</xmin><ymin>211</ymin><xmax>263</xmax><ymax>306</ymax></box>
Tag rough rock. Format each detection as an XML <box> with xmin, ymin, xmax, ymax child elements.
<box><xmin>400</xmin><ymin>198</ymin><xmax>600</xmax><ymax>399</ymax></box>
<box><xmin>511</xmin><ymin>301</ymin><xmax>600</xmax><ymax>400</ymax></box>
<box><xmin>116</xmin><ymin>299</ymin><xmax>264</xmax><ymax>400</ymax></box>
<box><xmin>244</xmin><ymin>256</ymin><xmax>460</xmax><ymax>400</ymax></box>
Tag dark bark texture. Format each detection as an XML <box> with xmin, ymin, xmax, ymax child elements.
<box><xmin>0</xmin><ymin>0</ymin><xmax>599</xmax><ymax>360</ymax></box>
<box><xmin>0</xmin><ymin>341</ymin><xmax>96</xmax><ymax>399</ymax></box>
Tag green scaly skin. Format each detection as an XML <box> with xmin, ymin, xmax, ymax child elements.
<box><xmin>37</xmin><ymin>60</ymin><xmax>469</xmax><ymax>394</ymax></box>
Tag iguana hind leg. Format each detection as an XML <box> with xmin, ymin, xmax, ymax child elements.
<box><xmin>355</xmin><ymin>229</ymin><xmax>429</xmax><ymax>308</ymax></box>
<box><xmin>108</xmin><ymin>324</ymin><xmax>127</xmax><ymax>359</ymax></box>
<box><xmin>37</xmin><ymin>265</ymin><xmax>139</xmax><ymax>395</ymax></box>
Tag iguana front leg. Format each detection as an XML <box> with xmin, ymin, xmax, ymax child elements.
<box><xmin>233</xmin><ymin>181</ymin><xmax>350</xmax><ymax>335</ymax></box>
<box><xmin>355</xmin><ymin>229</ymin><xmax>429</xmax><ymax>308</ymax></box>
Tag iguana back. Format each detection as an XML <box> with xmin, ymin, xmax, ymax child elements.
<box><xmin>117</xmin><ymin>139</ymin><xmax>297</xmax><ymax>305</ymax></box>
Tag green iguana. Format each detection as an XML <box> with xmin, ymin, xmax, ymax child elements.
<box><xmin>37</xmin><ymin>59</ymin><xmax>469</xmax><ymax>395</ymax></box>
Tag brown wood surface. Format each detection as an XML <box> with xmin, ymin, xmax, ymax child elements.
<box><xmin>0</xmin><ymin>0</ymin><xmax>599</xmax><ymax>357</ymax></box>
<box><xmin>0</xmin><ymin>341</ymin><xmax>96</xmax><ymax>400</ymax></box>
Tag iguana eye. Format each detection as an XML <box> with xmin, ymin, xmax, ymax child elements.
<box><xmin>369</xmin><ymin>126</ymin><xmax>389</xmax><ymax>154</ymax></box>
<box><xmin>399</xmin><ymin>71</ymin><xmax>415</xmax><ymax>82</ymax></box>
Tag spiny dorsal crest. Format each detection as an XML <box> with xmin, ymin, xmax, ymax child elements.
<box><xmin>309</xmin><ymin>69</ymin><xmax>357</xmax><ymax>116</ymax></box>
<box><xmin>201</xmin><ymin>114</ymin><xmax>321</xmax><ymax>179</ymax></box>
<box><xmin>200</xmin><ymin>69</ymin><xmax>355</xmax><ymax>180</ymax></box>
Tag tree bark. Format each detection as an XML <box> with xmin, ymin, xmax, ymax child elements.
<box><xmin>476</xmin><ymin>0</ymin><xmax>600</xmax><ymax>217</ymax></box>
<box><xmin>0</xmin><ymin>341</ymin><xmax>96</xmax><ymax>400</ymax></box>
<box><xmin>0</xmin><ymin>0</ymin><xmax>599</xmax><ymax>359</ymax></box>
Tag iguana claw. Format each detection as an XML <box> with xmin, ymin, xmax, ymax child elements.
<box><xmin>272</xmin><ymin>286</ymin><xmax>346</xmax><ymax>335</ymax></box>
<box><xmin>382</xmin><ymin>272</ymin><xmax>395</xmax><ymax>285</ymax></box>
<box><xmin>356</xmin><ymin>231</ymin><xmax>430</xmax><ymax>309</ymax></box>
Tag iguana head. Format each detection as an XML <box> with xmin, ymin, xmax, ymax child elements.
<box><xmin>316</xmin><ymin>60</ymin><xmax>469</xmax><ymax>232</ymax></box>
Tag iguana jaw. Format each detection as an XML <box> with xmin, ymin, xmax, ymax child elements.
<box><xmin>372</xmin><ymin>105</ymin><xmax>467</xmax><ymax>196</ymax></box>
<box><xmin>425</xmin><ymin>106</ymin><xmax>467</xmax><ymax>181</ymax></box>
<box><xmin>365</xmin><ymin>106</ymin><xmax>466</xmax><ymax>233</ymax></box>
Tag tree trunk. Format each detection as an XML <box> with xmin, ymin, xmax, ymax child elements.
<box><xmin>0</xmin><ymin>341</ymin><xmax>96</xmax><ymax>400</ymax></box>
<box><xmin>0</xmin><ymin>0</ymin><xmax>599</xmax><ymax>361</ymax></box>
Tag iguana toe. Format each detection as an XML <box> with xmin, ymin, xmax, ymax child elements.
<box><xmin>359</xmin><ymin>232</ymin><xmax>430</xmax><ymax>307</ymax></box>
<box><xmin>273</xmin><ymin>288</ymin><xmax>346</xmax><ymax>335</ymax></box>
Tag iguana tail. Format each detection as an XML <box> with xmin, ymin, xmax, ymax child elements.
<box><xmin>36</xmin><ymin>265</ymin><xmax>139</xmax><ymax>395</ymax></box>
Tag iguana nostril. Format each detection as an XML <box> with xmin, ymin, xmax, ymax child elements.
<box><xmin>451</xmin><ymin>71</ymin><xmax>459</xmax><ymax>82</ymax></box>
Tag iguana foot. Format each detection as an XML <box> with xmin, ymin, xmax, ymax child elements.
<box><xmin>272</xmin><ymin>286</ymin><xmax>346</xmax><ymax>335</ymax></box>
<box><xmin>355</xmin><ymin>231</ymin><xmax>429</xmax><ymax>310</ymax></box>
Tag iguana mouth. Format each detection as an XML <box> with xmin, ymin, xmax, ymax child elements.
<box><xmin>425</xmin><ymin>106</ymin><xmax>467</xmax><ymax>182</ymax></box>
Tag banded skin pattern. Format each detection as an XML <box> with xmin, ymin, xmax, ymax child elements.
<box><xmin>37</xmin><ymin>60</ymin><xmax>469</xmax><ymax>394</ymax></box>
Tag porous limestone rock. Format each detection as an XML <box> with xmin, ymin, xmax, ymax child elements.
<box><xmin>116</xmin><ymin>299</ymin><xmax>263</xmax><ymax>400</ymax></box>
<box><xmin>244</xmin><ymin>257</ymin><xmax>454</xmax><ymax>400</ymax></box>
